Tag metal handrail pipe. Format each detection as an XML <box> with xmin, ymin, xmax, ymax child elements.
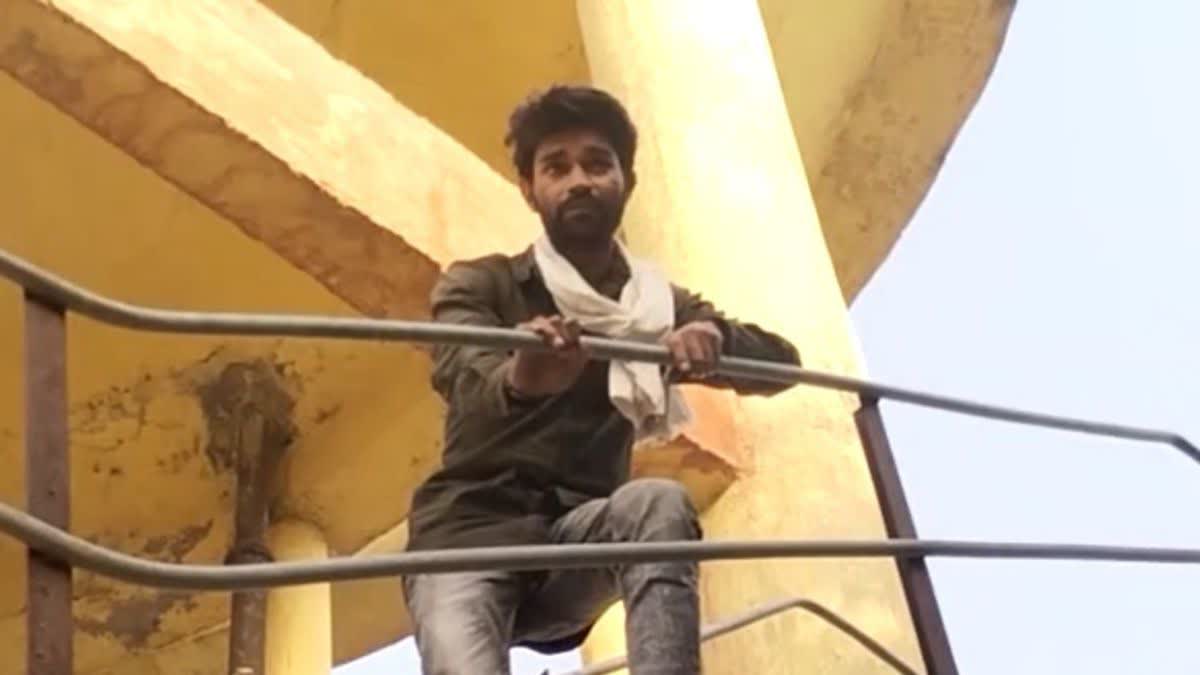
<box><xmin>3</xmin><ymin>501</ymin><xmax>1200</xmax><ymax>592</ymax></box>
<box><xmin>1</xmin><ymin>248</ymin><xmax>1196</xmax><ymax>463</ymax></box>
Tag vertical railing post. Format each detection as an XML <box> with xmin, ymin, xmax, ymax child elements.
<box><xmin>225</xmin><ymin>409</ymin><xmax>275</xmax><ymax>675</ymax></box>
<box><xmin>24</xmin><ymin>292</ymin><xmax>72</xmax><ymax>675</ymax></box>
<box><xmin>855</xmin><ymin>395</ymin><xmax>957</xmax><ymax>675</ymax></box>
<box><xmin>218</xmin><ymin>364</ymin><xmax>294</xmax><ymax>675</ymax></box>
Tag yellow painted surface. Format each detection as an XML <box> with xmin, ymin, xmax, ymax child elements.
<box><xmin>265</xmin><ymin>520</ymin><xmax>332</xmax><ymax>675</ymax></box>
<box><xmin>0</xmin><ymin>67</ymin><xmax>437</xmax><ymax>673</ymax></box>
<box><xmin>0</xmin><ymin>0</ymin><xmax>540</xmax><ymax>318</ymax></box>
<box><xmin>0</xmin><ymin>2</ymin><xmax>472</xmax><ymax>671</ymax></box>
<box><xmin>583</xmin><ymin>604</ymin><xmax>628</xmax><ymax>675</ymax></box>
<box><xmin>257</xmin><ymin>0</ymin><xmax>1013</xmax><ymax>300</ymax></box>
<box><xmin>0</xmin><ymin>1</ymin><xmax>737</xmax><ymax>671</ymax></box>
<box><xmin>763</xmin><ymin>0</ymin><xmax>1017</xmax><ymax>297</ymax></box>
<box><xmin>87</xmin><ymin>623</ymin><xmax>232</xmax><ymax>675</ymax></box>
<box><xmin>577</xmin><ymin>2</ymin><xmax>922</xmax><ymax>672</ymax></box>
<box><xmin>0</xmin><ymin>0</ymin><xmax>1012</xmax><ymax>672</ymax></box>
<box><xmin>327</xmin><ymin>522</ymin><xmax>411</xmax><ymax>665</ymax></box>
<box><xmin>257</xmin><ymin>0</ymin><xmax>591</xmax><ymax>187</ymax></box>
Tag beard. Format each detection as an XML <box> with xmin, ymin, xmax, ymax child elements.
<box><xmin>541</xmin><ymin>193</ymin><xmax>625</xmax><ymax>249</ymax></box>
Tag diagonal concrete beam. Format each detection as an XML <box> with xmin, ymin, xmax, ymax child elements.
<box><xmin>0</xmin><ymin>3</ymin><xmax>752</xmax><ymax>670</ymax></box>
<box><xmin>805</xmin><ymin>0</ymin><xmax>1016</xmax><ymax>299</ymax></box>
<box><xmin>0</xmin><ymin>0</ymin><xmax>537</xmax><ymax>318</ymax></box>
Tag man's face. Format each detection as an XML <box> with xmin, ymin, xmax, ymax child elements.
<box><xmin>521</xmin><ymin>127</ymin><xmax>630</xmax><ymax>249</ymax></box>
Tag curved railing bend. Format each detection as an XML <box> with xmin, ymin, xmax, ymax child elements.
<box><xmin>5</xmin><ymin>498</ymin><xmax>1200</xmax><ymax>591</ymax></box>
<box><xmin>1</xmin><ymin>248</ymin><xmax>1195</xmax><ymax>462</ymax></box>
<box><xmin>570</xmin><ymin>596</ymin><xmax>921</xmax><ymax>675</ymax></box>
<box><xmin>3</xmin><ymin>246</ymin><xmax>1199</xmax><ymax>675</ymax></box>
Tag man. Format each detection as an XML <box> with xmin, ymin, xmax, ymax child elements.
<box><xmin>403</xmin><ymin>85</ymin><xmax>801</xmax><ymax>675</ymax></box>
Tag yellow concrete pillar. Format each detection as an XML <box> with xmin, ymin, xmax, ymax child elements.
<box><xmin>576</xmin><ymin>1</ymin><xmax>922</xmax><ymax>673</ymax></box>
<box><xmin>265</xmin><ymin>520</ymin><xmax>333</xmax><ymax>675</ymax></box>
<box><xmin>581</xmin><ymin>603</ymin><xmax>628</xmax><ymax>674</ymax></box>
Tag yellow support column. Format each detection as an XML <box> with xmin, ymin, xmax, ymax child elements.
<box><xmin>576</xmin><ymin>1</ymin><xmax>922</xmax><ymax>673</ymax></box>
<box><xmin>265</xmin><ymin>520</ymin><xmax>333</xmax><ymax>675</ymax></box>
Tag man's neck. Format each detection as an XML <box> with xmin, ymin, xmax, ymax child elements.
<box><xmin>554</xmin><ymin>238</ymin><xmax>619</xmax><ymax>289</ymax></box>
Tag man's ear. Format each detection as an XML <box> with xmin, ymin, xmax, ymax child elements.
<box><xmin>625</xmin><ymin>169</ymin><xmax>638</xmax><ymax>199</ymax></box>
<box><xmin>518</xmin><ymin>178</ymin><xmax>537</xmax><ymax>211</ymax></box>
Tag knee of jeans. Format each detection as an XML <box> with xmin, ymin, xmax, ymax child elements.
<box><xmin>405</xmin><ymin>573</ymin><xmax>505</xmax><ymax>635</ymax></box>
<box><xmin>405</xmin><ymin>574</ymin><xmax>512</xmax><ymax>670</ymax></box>
<box><xmin>611</xmin><ymin>478</ymin><xmax>700</xmax><ymax>541</ymax></box>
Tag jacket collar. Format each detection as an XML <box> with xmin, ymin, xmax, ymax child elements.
<box><xmin>510</xmin><ymin>245</ymin><xmax>538</xmax><ymax>284</ymax></box>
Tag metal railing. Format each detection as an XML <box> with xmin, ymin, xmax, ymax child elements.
<box><xmin>4</xmin><ymin>248</ymin><xmax>1195</xmax><ymax>460</ymax></box>
<box><xmin>3</xmin><ymin>246</ymin><xmax>1200</xmax><ymax>675</ymax></box>
<box><xmin>570</xmin><ymin>596</ymin><xmax>920</xmax><ymax>675</ymax></box>
<box><xmin>4</xmin><ymin>247</ymin><xmax>1195</xmax><ymax>456</ymax></box>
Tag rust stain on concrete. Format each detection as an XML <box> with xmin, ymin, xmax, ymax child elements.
<box><xmin>196</xmin><ymin>360</ymin><xmax>298</xmax><ymax>474</ymax></box>
<box><xmin>77</xmin><ymin>592</ymin><xmax>200</xmax><ymax>650</ymax></box>
<box><xmin>633</xmin><ymin>435</ymin><xmax>739</xmax><ymax>511</ymax></box>
<box><xmin>142</xmin><ymin>519</ymin><xmax>214</xmax><ymax>562</ymax></box>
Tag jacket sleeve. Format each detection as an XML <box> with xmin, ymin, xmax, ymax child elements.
<box><xmin>428</xmin><ymin>261</ymin><xmax>521</xmax><ymax>418</ymax></box>
<box><xmin>671</xmin><ymin>284</ymin><xmax>802</xmax><ymax>396</ymax></box>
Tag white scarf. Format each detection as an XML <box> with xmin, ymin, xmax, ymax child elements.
<box><xmin>532</xmin><ymin>235</ymin><xmax>692</xmax><ymax>442</ymax></box>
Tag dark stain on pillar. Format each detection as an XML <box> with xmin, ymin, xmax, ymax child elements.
<box><xmin>196</xmin><ymin>360</ymin><xmax>297</xmax><ymax>675</ymax></box>
<box><xmin>197</xmin><ymin>361</ymin><xmax>297</xmax><ymax>476</ymax></box>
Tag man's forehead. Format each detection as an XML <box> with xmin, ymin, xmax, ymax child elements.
<box><xmin>534</xmin><ymin>129</ymin><xmax>617</xmax><ymax>160</ymax></box>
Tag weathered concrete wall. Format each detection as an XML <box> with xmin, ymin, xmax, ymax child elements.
<box><xmin>0</xmin><ymin>0</ymin><xmax>1010</xmax><ymax>672</ymax></box>
<box><xmin>576</xmin><ymin>1</ymin><xmax>922</xmax><ymax>671</ymax></box>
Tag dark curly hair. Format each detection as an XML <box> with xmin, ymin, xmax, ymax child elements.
<box><xmin>505</xmin><ymin>85</ymin><xmax>638</xmax><ymax>181</ymax></box>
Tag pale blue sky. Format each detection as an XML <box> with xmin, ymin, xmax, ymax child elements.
<box><xmin>338</xmin><ymin>2</ymin><xmax>1200</xmax><ymax>672</ymax></box>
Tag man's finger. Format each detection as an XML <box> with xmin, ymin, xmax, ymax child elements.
<box><xmin>704</xmin><ymin>322</ymin><xmax>725</xmax><ymax>350</ymax></box>
<box><xmin>701</xmin><ymin>329</ymin><xmax>723</xmax><ymax>371</ymax></box>
<box><xmin>684</xmin><ymin>334</ymin><xmax>714</xmax><ymax>376</ymax></box>
<box><xmin>523</xmin><ymin>316</ymin><xmax>561</xmax><ymax>348</ymax></box>
<box><xmin>562</xmin><ymin>317</ymin><xmax>583</xmax><ymax>346</ymax></box>
<box><xmin>667</xmin><ymin>335</ymin><xmax>692</xmax><ymax>373</ymax></box>
<box><xmin>545</xmin><ymin>316</ymin><xmax>569</xmax><ymax>349</ymax></box>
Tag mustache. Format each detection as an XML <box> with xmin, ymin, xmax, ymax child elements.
<box><xmin>557</xmin><ymin>194</ymin><xmax>605</xmax><ymax>218</ymax></box>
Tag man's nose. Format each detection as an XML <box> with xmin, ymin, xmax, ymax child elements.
<box><xmin>565</xmin><ymin>166</ymin><xmax>595</xmax><ymax>194</ymax></box>
<box><xmin>566</xmin><ymin>181</ymin><xmax>593</xmax><ymax>199</ymax></box>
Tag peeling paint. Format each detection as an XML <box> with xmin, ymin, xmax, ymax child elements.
<box><xmin>143</xmin><ymin>520</ymin><xmax>214</xmax><ymax>561</ymax></box>
<box><xmin>631</xmin><ymin>436</ymin><xmax>739</xmax><ymax>511</ymax></box>
<box><xmin>70</xmin><ymin>372</ymin><xmax>182</xmax><ymax>457</ymax></box>
<box><xmin>77</xmin><ymin>591</ymin><xmax>200</xmax><ymax>650</ymax></box>
<box><xmin>313</xmin><ymin>402</ymin><xmax>342</xmax><ymax>424</ymax></box>
<box><xmin>80</xmin><ymin>520</ymin><xmax>214</xmax><ymax>566</ymax></box>
<box><xmin>677</xmin><ymin>444</ymin><xmax>740</xmax><ymax>481</ymax></box>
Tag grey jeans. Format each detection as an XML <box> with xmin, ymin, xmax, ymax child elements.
<box><xmin>403</xmin><ymin>478</ymin><xmax>702</xmax><ymax>675</ymax></box>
